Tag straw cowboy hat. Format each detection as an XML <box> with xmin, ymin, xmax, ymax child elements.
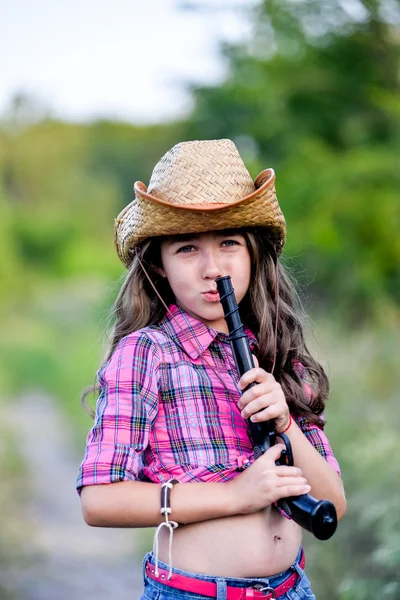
<box><xmin>114</xmin><ymin>139</ymin><xmax>286</xmax><ymax>267</ymax></box>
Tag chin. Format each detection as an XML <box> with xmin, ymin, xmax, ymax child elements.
<box><xmin>192</xmin><ymin>305</ymin><xmax>221</xmax><ymax>321</ymax></box>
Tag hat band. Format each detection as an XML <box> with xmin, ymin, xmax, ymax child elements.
<box><xmin>133</xmin><ymin>169</ymin><xmax>275</xmax><ymax>212</ymax></box>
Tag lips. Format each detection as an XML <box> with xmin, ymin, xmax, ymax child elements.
<box><xmin>201</xmin><ymin>290</ymin><xmax>220</xmax><ymax>302</ymax></box>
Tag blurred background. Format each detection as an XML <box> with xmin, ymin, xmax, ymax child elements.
<box><xmin>0</xmin><ymin>1</ymin><xmax>399</xmax><ymax>598</ymax></box>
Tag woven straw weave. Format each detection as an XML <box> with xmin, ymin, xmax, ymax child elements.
<box><xmin>147</xmin><ymin>139</ymin><xmax>254</xmax><ymax>206</ymax></box>
<box><xmin>114</xmin><ymin>139</ymin><xmax>286</xmax><ymax>267</ymax></box>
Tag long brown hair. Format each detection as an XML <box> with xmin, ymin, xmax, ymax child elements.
<box><xmin>240</xmin><ymin>229</ymin><xmax>328</xmax><ymax>425</ymax></box>
<box><xmin>82</xmin><ymin>228</ymin><xmax>328</xmax><ymax>425</ymax></box>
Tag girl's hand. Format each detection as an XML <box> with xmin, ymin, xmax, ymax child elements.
<box><xmin>228</xmin><ymin>444</ymin><xmax>311</xmax><ymax>514</ymax></box>
<box><xmin>238</xmin><ymin>362</ymin><xmax>290</xmax><ymax>434</ymax></box>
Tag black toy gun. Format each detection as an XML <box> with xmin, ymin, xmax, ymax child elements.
<box><xmin>216</xmin><ymin>275</ymin><xmax>337</xmax><ymax>541</ymax></box>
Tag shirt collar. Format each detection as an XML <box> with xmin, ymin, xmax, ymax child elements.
<box><xmin>159</xmin><ymin>304</ymin><xmax>258</xmax><ymax>360</ymax></box>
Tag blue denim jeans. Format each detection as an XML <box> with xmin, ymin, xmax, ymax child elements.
<box><xmin>139</xmin><ymin>548</ymin><xmax>315</xmax><ymax>600</ymax></box>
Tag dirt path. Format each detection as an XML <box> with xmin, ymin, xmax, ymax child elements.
<box><xmin>2</xmin><ymin>393</ymin><xmax>145</xmax><ymax>600</ymax></box>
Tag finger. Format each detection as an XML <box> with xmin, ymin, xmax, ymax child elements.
<box><xmin>249</xmin><ymin>404</ymin><xmax>287</xmax><ymax>423</ymax></box>
<box><xmin>263</xmin><ymin>443</ymin><xmax>286</xmax><ymax>462</ymax></box>
<box><xmin>240</xmin><ymin>383</ymin><xmax>272</xmax><ymax>401</ymax></box>
<box><xmin>277</xmin><ymin>485</ymin><xmax>311</xmax><ymax>499</ymax></box>
<box><xmin>275</xmin><ymin>466</ymin><xmax>303</xmax><ymax>477</ymax></box>
<box><xmin>252</xmin><ymin>354</ymin><xmax>259</xmax><ymax>368</ymax></box>
<box><xmin>276</xmin><ymin>477</ymin><xmax>309</xmax><ymax>488</ymax></box>
<box><xmin>238</xmin><ymin>385</ymin><xmax>275</xmax><ymax>411</ymax></box>
<box><xmin>238</xmin><ymin>368</ymin><xmax>275</xmax><ymax>390</ymax></box>
<box><xmin>239</xmin><ymin>394</ymin><xmax>273</xmax><ymax>416</ymax></box>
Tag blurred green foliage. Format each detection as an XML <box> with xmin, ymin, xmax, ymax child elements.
<box><xmin>1</xmin><ymin>2</ymin><xmax>399</xmax><ymax>319</ymax></box>
<box><xmin>184</xmin><ymin>0</ymin><xmax>400</xmax><ymax>319</ymax></box>
<box><xmin>0</xmin><ymin>0</ymin><xmax>399</xmax><ymax>598</ymax></box>
<box><xmin>303</xmin><ymin>319</ymin><xmax>400</xmax><ymax>598</ymax></box>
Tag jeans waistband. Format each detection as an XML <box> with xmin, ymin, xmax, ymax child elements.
<box><xmin>143</xmin><ymin>546</ymin><xmax>305</xmax><ymax>591</ymax></box>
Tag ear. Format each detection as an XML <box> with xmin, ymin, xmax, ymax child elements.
<box><xmin>153</xmin><ymin>265</ymin><xmax>166</xmax><ymax>278</ymax></box>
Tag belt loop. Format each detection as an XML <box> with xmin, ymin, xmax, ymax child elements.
<box><xmin>291</xmin><ymin>548</ymin><xmax>305</xmax><ymax>577</ymax></box>
<box><xmin>292</xmin><ymin>560</ymin><xmax>305</xmax><ymax>587</ymax></box>
<box><xmin>142</xmin><ymin>552</ymin><xmax>151</xmax><ymax>583</ymax></box>
<box><xmin>216</xmin><ymin>578</ymin><xmax>227</xmax><ymax>600</ymax></box>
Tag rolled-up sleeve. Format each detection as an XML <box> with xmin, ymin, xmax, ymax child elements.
<box><xmin>76</xmin><ymin>334</ymin><xmax>160</xmax><ymax>493</ymax></box>
<box><xmin>295</xmin><ymin>415</ymin><xmax>341</xmax><ymax>477</ymax></box>
<box><xmin>292</xmin><ymin>362</ymin><xmax>341</xmax><ymax>477</ymax></box>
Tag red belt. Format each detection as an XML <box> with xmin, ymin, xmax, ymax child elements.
<box><xmin>145</xmin><ymin>550</ymin><xmax>305</xmax><ymax>600</ymax></box>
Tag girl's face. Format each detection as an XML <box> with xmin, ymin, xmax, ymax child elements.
<box><xmin>159</xmin><ymin>231</ymin><xmax>251</xmax><ymax>333</ymax></box>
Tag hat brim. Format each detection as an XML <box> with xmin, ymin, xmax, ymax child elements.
<box><xmin>115</xmin><ymin>168</ymin><xmax>286</xmax><ymax>267</ymax></box>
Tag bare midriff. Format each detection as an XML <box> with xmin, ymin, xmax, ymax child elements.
<box><xmin>157</xmin><ymin>505</ymin><xmax>302</xmax><ymax>578</ymax></box>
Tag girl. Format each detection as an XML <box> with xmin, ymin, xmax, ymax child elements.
<box><xmin>77</xmin><ymin>139</ymin><xmax>346</xmax><ymax>600</ymax></box>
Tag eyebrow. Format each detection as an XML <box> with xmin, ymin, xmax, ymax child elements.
<box><xmin>166</xmin><ymin>234</ymin><xmax>198</xmax><ymax>246</ymax></box>
<box><xmin>166</xmin><ymin>230</ymin><xmax>244</xmax><ymax>245</ymax></box>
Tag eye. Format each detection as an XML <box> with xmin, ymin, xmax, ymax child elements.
<box><xmin>176</xmin><ymin>244</ymin><xmax>196</xmax><ymax>253</ymax></box>
<box><xmin>221</xmin><ymin>239</ymin><xmax>240</xmax><ymax>247</ymax></box>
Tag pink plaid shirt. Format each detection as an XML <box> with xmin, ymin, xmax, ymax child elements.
<box><xmin>77</xmin><ymin>304</ymin><xmax>340</xmax><ymax>493</ymax></box>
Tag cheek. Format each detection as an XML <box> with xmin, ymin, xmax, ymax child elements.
<box><xmin>166</xmin><ymin>270</ymin><xmax>193</xmax><ymax>298</ymax></box>
<box><xmin>232</xmin><ymin>256</ymin><xmax>251</xmax><ymax>299</ymax></box>
<box><xmin>245</xmin><ymin>257</ymin><xmax>252</xmax><ymax>282</ymax></box>
<box><xmin>239</xmin><ymin>253</ymin><xmax>252</xmax><ymax>282</ymax></box>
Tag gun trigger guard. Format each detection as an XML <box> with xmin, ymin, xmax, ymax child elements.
<box><xmin>276</xmin><ymin>433</ymin><xmax>294</xmax><ymax>466</ymax></box>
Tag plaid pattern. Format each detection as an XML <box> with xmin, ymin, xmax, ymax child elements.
<box><xmin>77</xmin><ymin>305</ymin><xmax>340</xmax><ymax>493</ymax></box>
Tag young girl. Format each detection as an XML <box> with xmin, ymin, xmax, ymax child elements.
<box><xmin>77</xmin><ymin>139</ymin><xmax>346</xmax><ymax>600</ymax></box>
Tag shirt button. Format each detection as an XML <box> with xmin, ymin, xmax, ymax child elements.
<box><xmin>237</xmin><ymin>456</ymin><xmax>251</xmax><ymax>469</ymax></box>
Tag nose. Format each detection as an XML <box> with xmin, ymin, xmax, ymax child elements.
<box><xmin>201</xmin><ymin>249</ymin><xmax>222</xmax><ymax>280</ymax></box>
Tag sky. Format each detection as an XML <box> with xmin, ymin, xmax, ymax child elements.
<box><xmin>0</xmin><ymin>0</ymin><xmax>255</xmax><ymax>124</ymax></box>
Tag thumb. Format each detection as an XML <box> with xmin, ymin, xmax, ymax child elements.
<box><xmin>251</xmin><ymin>354</ymin><xmax>259</xmax><ymax>368</ymax></box>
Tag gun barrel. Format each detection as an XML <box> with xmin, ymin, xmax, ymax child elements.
<box><xmin>216</xmin><ymin>275</ymin><xmax>337</xmax><ymax>541</ymax></box>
